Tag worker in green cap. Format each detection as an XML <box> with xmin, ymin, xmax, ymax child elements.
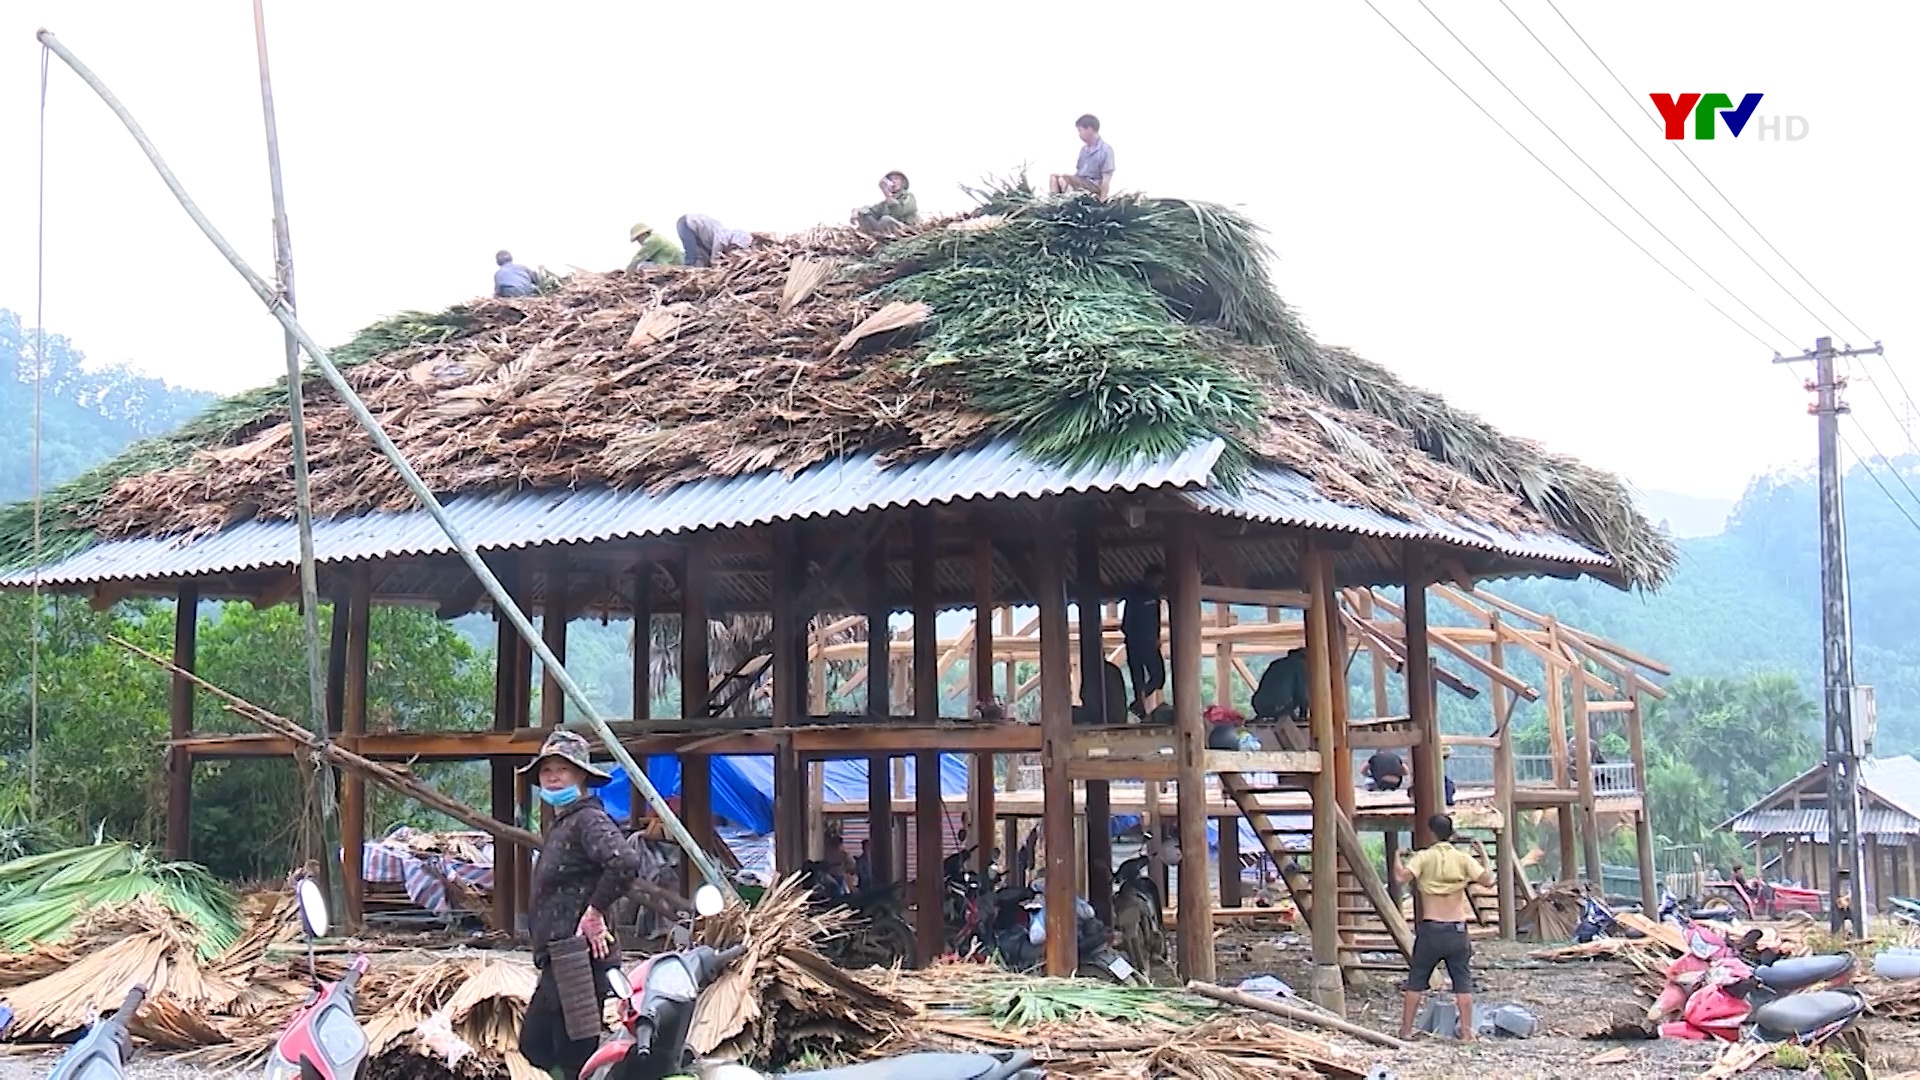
<box><xmin>626</xmin><ymin>221</ymin><xmax>684</xmax><ymax>271</ymax></box>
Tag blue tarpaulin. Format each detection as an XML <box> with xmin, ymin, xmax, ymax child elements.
<box><xmin>599</xmin><ymin>753</ymin><xmax>972</xmax><ymax>833</ymax></box>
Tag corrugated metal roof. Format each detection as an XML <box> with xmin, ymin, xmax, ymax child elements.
<box><xmin>0</xmin><ymin>438</ymin><xmax>1226</xmax><ymax>588</ymax></box>
<box><xmin>1181</xmin><ymin>466</ymin><xmax>1610</xmax><ymax>567</ymax></box>
<box><xmin>1725</xmin><ymin>806</ymin><xmax>1920</xmax><ymax>839</ymax></box>
<box><xmin>0</xmin><ymin>438</ymin><xmax>1615</xmax><ymax>589</ymax></box>
<box><xmin>1719</xmin><ymin>754</ymin><xmax>1920</xmax><ymax>831</ymax></box>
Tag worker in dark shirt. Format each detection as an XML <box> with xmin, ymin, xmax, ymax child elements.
<box><xmin>1120</xmin><ymin>565</ymin><xmax>1167</xmax><ymax>720</ymax></box>
<box><xmin>1251</xmin><ymin>650</ymin><xmax>1309</xmax><ymax>721</ymax></box>
<box><xmin>516</xmin><ymin>731</ymin><xmax>643</xmax><ymax>1079</ymax></box>
<box><xmin>1364</xmin><ymin>749</ymin><xmax>1407</xmax><ymax>791</ymax></box>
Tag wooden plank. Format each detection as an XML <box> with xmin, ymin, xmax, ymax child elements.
<box><xmin>1205</xmin><ymin>750</ymin><xmax>1323</xmax><ymax>774</ymax></box>
<box><xmin>1198</xmin><ymin>584</ymin><xmax>1311</xmax><ymax>609</ymax></box>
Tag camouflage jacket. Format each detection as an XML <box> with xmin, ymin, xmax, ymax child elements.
<box><xmin>528</xmin><ymin>796</ymin><xmax>641</xmax><ymax>967</ymax></box>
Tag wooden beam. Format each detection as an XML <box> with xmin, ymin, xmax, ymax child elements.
<box><xmin>1302</xmin><ymin>541</ymin><xmax>1341</xmax><ymax>1001</ymax></box>
<box><xmin>971</xmin><ymin>534</ymin><xmax>997</xmax><ymax>879</ymax></box>
<box><xmin>679</xmin><ymin>547</ymin><xmax>713</xmax><ymax>901</ymax></box>
<box><xmin>912</xmin><ymin>510</ymin><xmax>945</xmax><ymax>960</ymax></box>
<box><xmin>490</xmin><ymin>554</ymin><xmax>521</xmax><ymax>934</ymax></box>
<box><xmin>1362</xmin><ymin>591</ymin><xmax>1536</xmax><ymax>701</ymax></box>
<box><xmin>1035</xmin><ymin>517</ymin><xmax>1077</xmax><ymax>978</ymax></box>
<box><xmin>165</xmin><ymin>584</ymin><xmax>199</xmax><ymax>861</ymax></box>
<box><xmin>1404</xmin><ymin>552</ymin><xmax>1441</xmax><ymax>850</ymax></box>
<box><xmin>341</xmin><ymin>566</ymin><xmax>371</xmax><ymax>931</ymax></box>
<box><xmin>1490</xmin><ymin>614</ymin><xmax>1516</xmax><ymax>939</ymax></box>
<box><xmin>1077</xmin><ymin>512</ymin><xmax>1115</xmax><ymax>925</ymax></box>
<box><xmin>1199</xmin><ymin>584</ymin><xmax>1311</xmax><ymax>609</ymax></box>
<box><xmin>1168</xmin><ymin>515</ymin><xmax>1213</xmax><ymax>982</ymax></box>
<box><xmin>771</xmin><ymin>523</ymin><xmax>804</xmax><ymax>877</ymax></box>
<box><xmin>865</xmin><ymin>528</ymin><xmax>894</xmax><ymax>889</ymax></box>
<box><xmin>1572</xmin><ymin>663</ymin><xmax>1601</xmax><ymax>884</ymax></box>
<box><xmin>1457</xmin><ymin>586</ymin><xmax>1672</xmax><ymax>678</ymax></box>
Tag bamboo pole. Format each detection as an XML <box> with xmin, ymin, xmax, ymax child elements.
<box><xmin>1186</xmin><ymin>981</ymin><xmax>1410</xmax><ymax>1049</ymax></box>
<box><xmin>35</xmin><ymin>29</ymin><xmax>732</xmax><ymax>901</ymax></box>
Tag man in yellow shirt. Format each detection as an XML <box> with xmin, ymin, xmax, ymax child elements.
<box><xmin>1391</xmin><ymin>814</ymin><xmax>1495</xmax><ymax>1041</ymax></box>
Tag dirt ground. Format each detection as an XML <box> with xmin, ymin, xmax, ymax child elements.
<box><xmin>1210</xmin><ymin>930</ymin><xmax>1915</xmax><ymax>1080</ymax></box>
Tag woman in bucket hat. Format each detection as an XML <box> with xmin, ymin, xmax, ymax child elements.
<box><xmin>515</xmin><ymin>730</ymin><xmax>643</xmax><ymax>1079</ymax></box>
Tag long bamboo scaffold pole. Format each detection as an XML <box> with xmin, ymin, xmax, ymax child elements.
<box><xmin>34</xmin><ymin>28</ymin><xmax>734</xmax><ymax>902</ymax></box>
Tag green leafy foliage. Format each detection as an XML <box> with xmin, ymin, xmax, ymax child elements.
<box><xmin>0</xmin><ymin>841</ymin><xmax>240</xmax><ymax>957</ymax></box>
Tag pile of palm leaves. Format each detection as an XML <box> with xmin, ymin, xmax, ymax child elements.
<box><xmin>0</xmin><ymin>841</ymin><xmax>241</xmax><ymax>959</ymax></box>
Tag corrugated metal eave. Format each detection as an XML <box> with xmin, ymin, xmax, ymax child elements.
<box><xmin>1181</xmin><ymin>465</ymin><xmax>1612</xmax><ymax>569</ymax></box>
<box><xmin>0</xmin><ymin>437</ymin><xmax>1226</xmax><ymax>588</ymax></box>
<box><xmin>1726</xmin><ymin>806</ymin><xmax>1920</xmax><ymax>838</ymax></box>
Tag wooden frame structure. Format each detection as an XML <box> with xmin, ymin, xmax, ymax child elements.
<box><xmin>10</xmin><ymin>470</ymin><xmax>1665</xmax><ymax>1010</ymax></box>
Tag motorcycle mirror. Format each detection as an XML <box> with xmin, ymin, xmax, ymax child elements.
<box><xmin>693</xmin><ymin>883</ymin><xmax>726</xmax><ymax>918</ymax></box>
<box><xmin>295</xmin><ymin>876</ymin><xmax>330</xmax><ymax>940</ymax></box>
<box><xmin>1160</xmin><ymin>844</ymin><xmax>1183</xmax><ymax>868</ymax></box>
<box><xmin>606</xmin><ymin>967</ymin><xmax>634</xmax><ymax>1001</ymax></box>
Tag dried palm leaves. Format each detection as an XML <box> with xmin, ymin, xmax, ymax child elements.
<box><xmin>0</xmin><ymin>842</ymin><xmax>241</xmax><ymax>959</ymax></box>
<box><xmin>690</xmin><ymin>876</ymin><xmax>912</xmax><ymax>1066</ymax></box>
<box><xmin>0</xmin><ymin>184</ymin><xmax>1671</xmax><ymax>588</ymax></box>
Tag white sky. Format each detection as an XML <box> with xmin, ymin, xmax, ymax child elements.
<box><xmin>2</xmin><ymin>1</ymin><xmax>1913</xmax><ymax>501</ymax></box>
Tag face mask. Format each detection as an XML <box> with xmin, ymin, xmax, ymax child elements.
<box><xmin>538</xmin><ymin>785</ymin><xmax>582</xmax><ymax>809</ymax></box>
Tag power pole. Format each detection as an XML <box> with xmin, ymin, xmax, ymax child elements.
<box><xmin>1775</xmin><ymin>335</ymin><xmax>1883</xmax><ymax>936</ymax></box>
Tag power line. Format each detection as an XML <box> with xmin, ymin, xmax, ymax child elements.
<box><xmin>1843</xmin><ymin>412</ymin><xmax>1920</xmax><ymax>521</ymax></box>
<box><xmin>1408</xmin><ymin>0</ymin><xmax>1800</xmax><ymax>348</ymax></box>
<box><xmin>1498</xmin><ymin>0</ymin><xmax>1848</xmax><ymax>344</ymax></box>
<box><xmin>1540</xmin><ymin>0</ymin><xmax>1875</xmax><ymax>345</ymax></box>
<box><xmin>1842</xmin><ymin>424</ymin><xmax>1920</xmax><ymax>537</ymax></box>
<box><xmin>1359</xmin><ymin>0</ymin><xmax>1784</xmax><ymax>354</ymax></box>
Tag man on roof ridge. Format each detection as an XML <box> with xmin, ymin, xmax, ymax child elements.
<box><xmin>626</xmin><ymin>222</ymin><xmax>684</xmax><ymax>270</ymax></box>
<box><xmin>853</xmin><ymin>170</ymin><xmax>919</xmax><ymax>236</ymax></box>
<box><xmin>1050</xmin><ymin>113</ymin><xmax>1115</xmax><ymax>199</ymax></box>
<box><xmin>675</xmin><ymin>213</ymin><xmax>755</xmax><ymax>268</ymax></box>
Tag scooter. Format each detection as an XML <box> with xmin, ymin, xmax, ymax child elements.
<box><xmin>583</xmin><ymin>885</ymin><xmax>1037</xmax><ymax>1080</ymax></box>
<box><xmin>46</xmin><ymin>984</ymin><xmax>145</xmax><ymax>1080</ymax></box>
<box><xmin>264</xmin><ymin>874</ymin><xmax>372</xmax><ymax>1080</ymax></box>
<box><xmin>1572</xmin><ymin>892</ymin><xmax>1644</xmax><ymax>944</ymax></box>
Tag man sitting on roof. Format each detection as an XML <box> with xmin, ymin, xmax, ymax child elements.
<box><xmin>676</xmin><ymin>213</ymin><xmax>754</xmax><ymax>268</ymax></box>
<box><xmin>492</xmin><ymin>250</ymin><xmax>538</xmax><ymax>298</ymax></box>
<box><xmin>626</xmin><ymin>222</ymin><xmax>684</xmax><ymax>270</ymax></box>
<box><xmin>1049</xmin><ymin>113</ymin><xmax>1115</xmax><ymax>199</ymax></box>
<box><xmin>1251</xmin><ymin>650</ymin><xmax>1309</xmax><ymax>722</ymax></box>
<box><xmin>853</xmin><ymin>171</ymin><xmax>919</xmax><ymax>237</ymax></box>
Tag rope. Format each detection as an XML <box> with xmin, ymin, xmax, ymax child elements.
<box><xmin>29</xmin><ymin>45</ymin><xmax>49</xmax><ymax>808</ymax></box>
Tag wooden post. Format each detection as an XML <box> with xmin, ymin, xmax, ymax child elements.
<box><xmin>1035</xmin><ymin>520</ymin><xmax>1078</xmax><ymax>977</ymax></box>
<box><xmin>341</xmin><ymin>566</ymin><xmax>371</xmax><ymax>931</ymax></box>
<box><xmin>1628</xmin><ymin>693</ymin><xmax>1658</xmax><ymax>913</ymax></box>
<box><xmin>1167</xmin><ymin>515</ymin><xmax>1214</xmax><ymax>982</ymax></box>
<box><xmin>865</xmin><ymin>531</ymin><xmax>895</xmax><ymax>887</ymax></box>
<box><xmin>1303</xmin><ymin>542</ymin><xmax>1344</xmax><ymax>1011</ymax></box>
<box><xmin>541</xmin><ymin>550</ymin><xmax>570</xmax><ymax>731</ymax></box>
<box><xmin>166</xmin><ymin>584</ymin><xmax>200</xmax><ymax>861</ymax></box>
<box><xmin>1219</xmin><ymin>805</ymin><xmax>1242</xmax><ymax>907</ymax></box>
<box><xmin>491</xmin><ymin>555</ymin><xmax>521</xmax><ymax>934</ymax></box>
<box><xmin>1545</xmin><ymin>628</ymin><xmax>1577</xmax><ymax>878</ymax></box>
<box><xmin>1570</xmin><ymin>669</ymin><xmax>1601</xmax><ymax>884</ymax></box>
<box><xmin>633</xmin><ymin>560</ymin><xmax>653</xmax><ymax>831</ymax></box>
<box><xmin>1906</xmin><ymin>839</ymin><xmax>1918</xmax><ymax>899</ymax></box>
<box><xmin>912</xmin><ymin>510</ymin><xmax>945</xmax><ymax>960</ymax></box>
<box><xmin>510</xmin><ymin>559</ymin><xmax>535</xmax><ymax>926</ymax></box>
<box><xmin>679</xmin><ymin>547</ymin><xmax>713</xmax><ymax>900</ymax></box>
<box><xmin>1077</xmin><ymin>513</ymin><xmax>1114</xmax><ymax>925</ymax></box>
<box><xmin>1359</xmin><ymin>592</ymin><xmax>1389</xmax><ymax>717</ymax></box>
<box><xmin>1490</xmin><ymin>615</ymin><xmax>1517</xmax><ymax>938</ymax></box>
<box><xmin>1867</xmin><ymin>836</ymin><xmax>1881</xmax><ymax>912</ymax></box>
<box><xmin>1384</xmin><ymin>830</ymin><xmax>1402</xmax><ymax>904</ymax></box>
<box><xmin>325</xmin><ymin>597</ymin><xmax>348</xmax><ymax>734</ymax></box>
<box><xmin>971</xmin><ymin>535</ymin><xmax>997</xmax><ymax>878</ymax></box>
<box><xmin>1405</xmin><ymin>548</ymin><xmax>1440</xmax><ymax>849</ymax></box>
<box><xmin>771</xmin><ymin>523</ymin><xmax>805</xmax><ymax>877</ymax></box>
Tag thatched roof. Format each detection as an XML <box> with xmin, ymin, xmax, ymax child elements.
<box><xmin>0</xmin><ymin>186</ymin><xmax>1673</xmax><ymax>588</ymax></box>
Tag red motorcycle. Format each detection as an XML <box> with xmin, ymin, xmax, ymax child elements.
<box><xmin>265</xmin><ymin>876</ymin><xmax>372</xmax><ymax>1080</ymax></box>
<box><xmin>1703</xmin><ymin>870</ymin><xmax>1823</xmax><ymax>919</ymax></box>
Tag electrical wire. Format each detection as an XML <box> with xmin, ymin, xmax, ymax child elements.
<box><xmin>1409</xmin><ymin>0</ymin><xmax>1800</xmax><ymax>348</ymax></box>
<box><xmin>1540</xmin><ymin>0</ymin><xmax>1875</xmax><ymax>345</ymax></box>
<box><xmin>1359</xmin><ymin>0</ymin><xmax>1784</xmax><ymax>354</ymax></box>
<box><xmin>1499</xmin><ymin>0</ymin><xmax>1848</xmax><ymax>344</ymax></box>
<box><xmin>1841</xmin><ymin>422</ymin><xmax>1920</xmax><ymax>537</ymax></box>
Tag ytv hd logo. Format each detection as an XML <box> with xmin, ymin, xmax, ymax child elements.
<box><xmin>1649</xmin><ymin>93</ymin><xmax>1807</xmax><ymax>141</ymax></box>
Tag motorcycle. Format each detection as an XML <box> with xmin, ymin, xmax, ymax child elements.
<box><xmin>584</xmin><ymin>886</ymin><xmax>1040</xmax><ymax>1080</ymax></box>
<box><xmin>47</xmin><ymin>985</ymin><xmax>145</xmax><ymax>1080</ymax></box>
<box><xmin>1661</xmin><ymin>954</ymin><xmax>1865</xmax><ymax>1049</ymax></box>
<box><xmin>992</xmin><ymin>889</ymin><xmax>1143</xmax><ymax>985</ymax></box>
<box><xmin>1572</xmin><ymin>891</ymin><xmax>1644</xmax><ymax>944</ymax></box>
<box><xmin>264</xmin><ymin>874</ymin><xmax>372</xmax><ymax>1080</ymax></box>
<box><xmin>801</xmin><ymin>864</ymin><xmax>917</xmax><ymax>970</ymax></box>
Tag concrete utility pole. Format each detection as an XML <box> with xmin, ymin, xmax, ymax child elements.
<box><xmin>1775</xmin><ymin>335</ymin><xmax>1883</xmax><ymax>936</ymax></box>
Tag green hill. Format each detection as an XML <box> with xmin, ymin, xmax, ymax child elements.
<box><xmin>1499</xmin><ymin>459</ymin><xmax>1920</xmax><ymax>754</ymax></box>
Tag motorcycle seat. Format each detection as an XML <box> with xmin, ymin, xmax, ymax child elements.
<box><xmin>781</xmin><ymin>1050</ymin><xmax>1036</xmax><ymax>1080</ymax></box>
<box><xmin>1750</xmin><ymin>989</ymin><xmax>1864</xmax><ymax>1040</ymax></box>
<box><xmin>1754</xmin><ymin>953</ymin><xmax>1854</xmax><ymax>992</ymax></box>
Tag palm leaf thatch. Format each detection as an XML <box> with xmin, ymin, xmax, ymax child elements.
<box><xmin>0</xmin><ymin>841</ymin><xmax>241</xmax><ymax>959</ymax></box>
<box><xmin>0</xmin><ymin>183</ymin><xmax>1672</xmax><ymax>587</ymax></box>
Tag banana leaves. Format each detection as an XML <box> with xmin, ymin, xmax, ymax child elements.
<box><xmin>0</xmin><ymin>841</ymin><xmax>240</xmax><ymax>959</ymax></box>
